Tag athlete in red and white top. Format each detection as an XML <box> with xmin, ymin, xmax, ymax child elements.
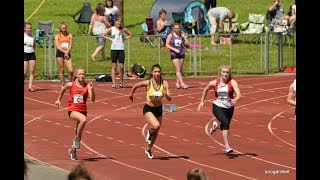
<box><xmin>55</xmin><ymin>68</ymin><xmax>95</xmax><ymax>160</ymax></box>
<box><xmin>197</xmin><ymin>65</ymin><xmax>241</xmax><ymax>154</ymax></box>
<box><xmin>287</xmin><ymin>79</ymin><xmax>296</xmax><ymax>115</ymax></box>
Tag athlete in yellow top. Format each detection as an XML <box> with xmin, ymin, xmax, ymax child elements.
<box><xmin>129</xmin><ymin>64</ymin><xmax>172</xmax><ymax>159</ymax></box>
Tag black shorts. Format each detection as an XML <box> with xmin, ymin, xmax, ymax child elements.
<box><xmin>56</xmin><ymin>49</ymin><xmax>71</xmax><ymax>59</ymax></box>
<box><xmin>170</xmin><ymin>53</ymin><xmax>185</xmax><ymax>60</ymax></box>
<box><xmin>110</xmin><ymin>50</ymin><xmax>125</xmax><ymax>63</ymax></box>
<box><xmin>143</xmin><ymin>104</ymin><xmax>162</xmax><ymax>117</ymax></box>
<box><xmin>24</xmin><ymin>52</ymin><xmax>36</xmax><ymax>61</ymax></box>
<box><xmin>68</xmin><ymin>111</ymin><xmax>87</xmax><ymax>117</ymax></box>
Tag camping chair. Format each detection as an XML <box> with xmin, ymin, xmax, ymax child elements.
<box><xmin>140</xmin><ymin>18</ymin><xmax>161</xmax><ymax>48</ymax></box>
<box><xmin>72</xmin><ymin>2</ymin><xmax>93</xmax><ymax>35</ymax></box>
<box><xmin>237</xmin><ymin>13</ymin><xmax>266</xmax><ymax>44</ymax></box>
<box><xmin>36</xmin><ymin>21</ymin><xmax>54</xmax><ymax>47</ymax></box>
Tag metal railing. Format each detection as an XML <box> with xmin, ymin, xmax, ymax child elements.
<box><xmin>34</xmin><ymin>32</ymin><xmax>296</xmax><ymax>79</ymax></box>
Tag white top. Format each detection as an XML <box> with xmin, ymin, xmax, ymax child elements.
<box><xmin>92</xmin><ymin>14</ymin><xmax>107</xmax><ymax>35</ymax></box>
<box><xmin>292</xmin><ymin>79</ymin><xmax>296</xmax><ymax>94</ymax></box>
<box><xmin>24</xmin><ymin>33</ymin><xmax>35</xmax><ymax>53</ymax></box>
<box><xmin>110</xmin><ymin>26</ymin><xmax>125</xmax><ymax>50</ymax></box>
<box><xmin>213</xmin><ymin>83</ymin><xmax>234</xmax><ymax>108</ymax></box>
<box><xmin>105</xmin><ymin>6</ymin><xmax>118</xmax><ymax>16</ymax></box>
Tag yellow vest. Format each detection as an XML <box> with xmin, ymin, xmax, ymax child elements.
<box><xmin>146</xmin><ymin>79</ymin><xmax>164</xmax><ymax>102</ymax></box>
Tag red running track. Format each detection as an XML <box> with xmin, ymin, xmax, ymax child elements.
<box><xmin>24</xmin><ymin>74</ymin><xmax>296</xmax><ymax>180</ymax></box>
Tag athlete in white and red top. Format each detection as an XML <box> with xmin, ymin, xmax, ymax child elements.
<box><xmin>55</xmin><ymin>68</ymin><xmax>95</xmax><ymax>160</ymax></box>
<box><xmin>197</xmin><ymin>64</ymin><xmax>241</xmax><ymax>154</ymax></box>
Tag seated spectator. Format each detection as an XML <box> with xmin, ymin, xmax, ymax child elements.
<box><xmin>68</xmin><ymin>162</ymin><xmax>93</xmax><ymax>180</ymax></box>
<box><xmin>105</xmin><ymin>0</ymin><xmax>119</xmax><ymax>26</ymax></box>
<box><xmin>186</xmin><ymin>168</ymin><xmax>209</xmax><ymax>180</ymax></box>
<box><xmin>268</xmin><ymin>0</ymin><xmax>295</xmax><ymax>33</ymax></box>
<box><xmin>156</xmin><ymin>9</ymin><xmax>173</xmax><ymax>46</ymax></box>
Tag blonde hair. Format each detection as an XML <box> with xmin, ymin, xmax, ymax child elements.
<box><xmin>218</xmin><ymin>64</ymin><xmax>232</xmax><ymax>78</ymax></box>
<box><xmin>187</xmin><ymin>168</ymin><xmax>208</xmax><ymax>180</ymax></box>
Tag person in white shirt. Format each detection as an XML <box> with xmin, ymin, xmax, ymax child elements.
<box><xmin>105</xmin><ymin>0</ymin><xmax>119</xmax><ymax>26</ymax></box>
<box><xmin>24</xmin><ymin>22</ymin><xmax>37</xmax><ymax>92</ymax></box>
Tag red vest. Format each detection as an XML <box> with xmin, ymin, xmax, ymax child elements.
<box><xmin>68</xmin><ymin>81</ymin><xmax>88</xmax><ymax>112</ymax></box>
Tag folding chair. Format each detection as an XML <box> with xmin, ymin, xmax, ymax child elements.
<box><xmin>140</xmin><ymin>18</ymin><xmax>161</xmax><ymax>48</ymax></box>
<box><xmin>240</xmin><ymin>13</ymin><xmax>266</xmax><ymax>44</ymax></box>
<box><xmin>36</xmin><ymin>21</ymin><xmax>54</xmax><ymax>47</ymax></box>
<box><xmin>72</xmin><ymin>2</ymin><xmax>93</xmax><ymax>35</ymax></box>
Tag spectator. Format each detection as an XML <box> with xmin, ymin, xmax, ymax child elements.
<box><xmin>166</xmin><ymin>23</ymin><xmax>190</xmax><ymax>89</ymax></box>
<box><xmin>197</xmin><ymin>65</ymin><xmax>241</xmax><ymax>154</ymax></box>
<box><xmin>207</xmin><ymin>7</ymin><xmax>235</xmax><ymax>45</ymax></box>
<box><xmin>156</xmin><ymin>9</ymin><xmax>173</xmax><ymax>46</ymax></box>
<box><xmin>105</xmin><ymin>0</ymin><xmax>119</xmax><ymax>26</ymax></box>
<box><xmin>204</xmin><ymin>0</ymin><xmax>217</xmax><ymax>11</ymax></box>
<box><xmin>102</xmin><ymin>17</ymin><xmax>132</xmax><ymax>89</ymax></box>
<box><xmin>289</xmin><ymin>1</ymin><xmax>296</xmax><ymax>31</ymax></box>
<box><xmin>268</xmin><ymin>0</ymin><xmax>295</xmax><ymax>33</ymax></box>
<box><xmin>68</xmin><ymin>162</ymin><xmax>93</xmax><ymax>180</ymax></box>
<box><xmin>55</xmin><ymin>21</ymin><xmax>74</xmax><ymax>88</ymax></box>
<box><xmin>55</xmin><ymin>68</ymin><xmax>95</xmax><ymax>160</ymax></box>
<box><xmin>187</xmin><ymin>168</ymin><xmax>209</xmax><ymax>180</ymax></box>
<box><xmin>129</xmin><ymin>64</ymin><xmax>172</xmax><ymax>159</ymax></box>
<box><xmin>88</xmin><ymin>3</ymin><xmax>111</xmax><ymax>62</ymax></box>
<box><xmin>24</xmin><ymin>22</ymin><xmax>37</xmax><ymax>92</ymax></box>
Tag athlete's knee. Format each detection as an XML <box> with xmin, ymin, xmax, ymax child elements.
<box><xmin>220</xmin><ymin>121</ymin><xmax>230</xmax><ymax>130</ymax></box>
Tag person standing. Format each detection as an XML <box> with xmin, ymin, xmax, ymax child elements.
<box><xmin>166</xmin><ymin>23</ymin><xmax>190</xmax><ymax>89</ymax></box>
<box><xmin>129</xmin><ymin>64</ymin><xmax>172</xmax><ymax>159</ymax></box>
<box><xmin>88</xmin><ymin>3</ymin><xmax>111</xmax><ymax>62</ymax></box>
<box><xmin>207</xmin><ymin>7</ymin><xmax>235</xmax><ymax>45</ymax></box>
<box><xmin>204</xmin><ymin>0</ymin><xmax>217</xmax><ymax>11</ymax></box>
<box><xmin>55</xmin><ymin>68</ymin><xmax>95</xmax><ymax>160</ymax></box>
<box><xmin>55</xmin><ymin>21</ymin><xmax>74</xmax><ymax>88</ymax></box>
<box><xmin>102</xmin><ymin>17</ymin><xmax>132</xmax><ymax>89</ymax></box>
<box><xmin>105</xmin><ymin>0</ymin><xmax>119</xmax><ymax>26</ymax></box>
<box><xmin>197</xmin><ymin>65</ymin><xmax>241</xmax><ymax>154</ymax></box>
<box><xmin>24</xmin><ymin>22</ymin><xmax>37</xmax><ymax>92</ymax></box>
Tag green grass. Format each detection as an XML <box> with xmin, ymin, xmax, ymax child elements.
<box><xmin>24</xmin><ymin>0</ymin><xmax>295</xmax><ymax>79</ymax></box>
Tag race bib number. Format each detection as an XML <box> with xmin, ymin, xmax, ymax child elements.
<box><xmin>174</xmin><ymin>39</ymin><xmax>182</xmax><ymax>47</ymax></box>
<box><xmin>218</xmin><ymin>95</ymin><xmax>228</xmax><ymax>101</ymax></box>
<box><xmin>61</xmin><ymin>42</ymin><xmax>69</xmax><ymax>49</ymax></box>
<box><xmin>73</xmin><ymin>94</ymin><xmax>84</xmax><ymax>103</ymax></box>
<box><xmin>151</xmin><ymin>91</ymin><xmax>162</xmax><ymax>100</ymax></box>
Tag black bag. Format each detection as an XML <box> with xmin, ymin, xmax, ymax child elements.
<box><xmin>96</xmin><ymin>74</ymin><xmax>112</xmax><ymax>82</ymax></box>
<box><xmin>131</xmin><ymin>63</ymin><xmax>146</xmax><ymax>78</ymax></box>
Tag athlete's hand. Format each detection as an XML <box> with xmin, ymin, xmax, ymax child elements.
<box><xmin>55</xmin><ymin>100</ymin><xmax>61</xmax><ymax>108</ymax></box>
<box><xmin>129</xmin><ymin>95</ymin><xmax>133</xmax><ymax>102</ymax></box>
<box><xmin>88</xmin><ymin>81</ymin><xmax>94</xmax><ymax>90</ymax></box>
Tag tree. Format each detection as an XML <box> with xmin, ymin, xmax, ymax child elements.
<box><xmin>114</xmin><ymin>0</ymin><xmax>124</xmax><ymax>24</ymax></box>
